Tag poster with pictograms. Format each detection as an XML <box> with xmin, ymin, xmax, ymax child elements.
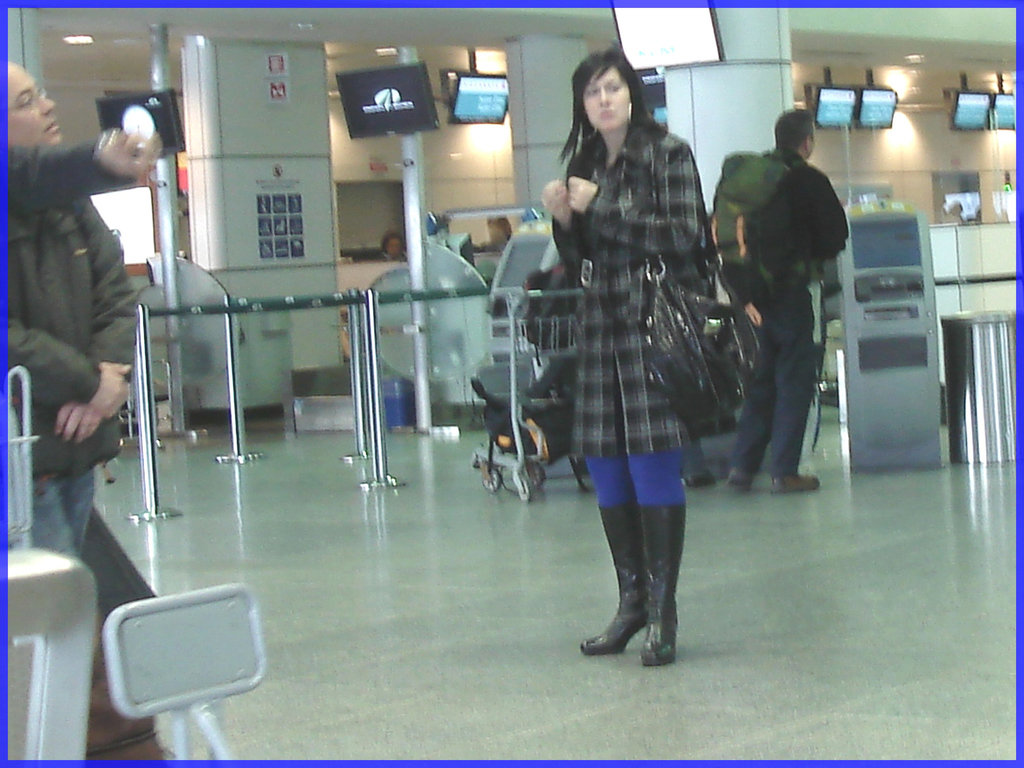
<box><xmin>256</xmin><ymin>190</ymin><xmax>305</xmax><ymax>261</ymax></box>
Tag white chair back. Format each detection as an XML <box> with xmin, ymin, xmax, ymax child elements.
<box><xmin>102</xmin><ymin>583</ymin><xmax>267</xmax><ymax>759</ymax></box>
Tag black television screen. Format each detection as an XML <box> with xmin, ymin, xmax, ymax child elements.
<box><xmin>993</xmin><ymin>93</ymin><xmax>1015</xmax><ymax>130</ymax></box>
<box><xmin>851</xmin><ymin>217</ymin><xmax>923</xmax><ymax>270</ymax></box>
<box><xmin>638</xmin><ymin>68</ymin><xmax>667</xmax><ymax>125</ymax></box>
<box><xmin>815</xmin><ymin>86</ymin><xmax>857</xmax><ymax>129</ymax></box>
<box><xmin>951</xmin><ymin>91</ymin><xmax>993</xmax><ymax>130</ymax></box>
<box><xmin>95</xmin><ymin>89</ymin><xmax>184</xmax><ymax>156</ymax></box>
<box><xmin>335</xmin><ymin>62</ymin><xmax>439</xmax><ymax>139</ymax></box>
<box><xmin>857</xmin><ymin>88</ymin><xmax>898</xmax><ymax>129</ymax></box>
<box><xmin>450</xmin><ymin>73</ymin><xmax>509</xmax><ymax>124</ymax></box>
<box><xmin>613</xmin><ymin>5</ymin><xmax>723</xmax><ymax>70</ymax></box>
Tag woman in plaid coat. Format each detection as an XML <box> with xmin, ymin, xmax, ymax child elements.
<box><xmin>541</xmin><ymin>47</ymin><xmax>707</xmax><ymax>667</ymax></box>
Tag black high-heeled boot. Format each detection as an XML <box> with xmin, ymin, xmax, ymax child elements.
<box><xmin>580</xmin><ymin>504</ymin><xmax>647</xmax><ymax>656</ymax></box>
<box><xmin>639</xmin><ymin>504</ymin><xmax>686</xmax><ymax>666</ymax></box>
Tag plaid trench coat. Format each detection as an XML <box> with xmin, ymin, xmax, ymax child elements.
<box><xmin>553</xmin><ymin>125</ymin><xmax>706</xmax><ymax>457</ymax></box>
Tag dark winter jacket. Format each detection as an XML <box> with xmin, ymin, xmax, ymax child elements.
<box><xmin>552</xmin><ymin>125</ymin><xmax>706</xmax><ymax>456</ymax></box>
<box><xmin>8</xmin><ymin>155</ymin><xmax>137</xmax><ymax>477</ymax></box>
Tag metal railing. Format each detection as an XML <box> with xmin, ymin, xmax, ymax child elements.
<box><xmin>130</xmin><ymin>284</ymin><xmax>489</xmax><ymax>520</ymax></box>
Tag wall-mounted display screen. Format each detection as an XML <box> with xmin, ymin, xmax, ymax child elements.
<box><xmin>95</xmin><ymin>89</ymin><xmax>185</xmax><ymax>156</ymax></box>
<box><xmin>613</xmin><ymin>5</ymin><xmax>723</xmax><ymax>70</ymax></box>
<box><xmin>857</xmin><ymin>88</ymin><xmax>898</xmax><ymax>129</ymax></box>
<box><xmin>951</xmin><ymin>91</ymin><xmax>993</xmax><ymax>130</ymax></box>
<box><xmin>815</xmin><ymin>86</ymin><xmax>857</xmax><ymax>129</ymax></box>
<box><xmin>993</xmin><ymin>93</ymin><xmax>1015</xmax><ymax>130</ymax></box>
<box><xmin>638</xmin><ymin>68</ymin><xmax>667</xmax><ymax>125</ymax></box>
<box><xmin>335</xmin><ymin>62</ymin><xmax>439</xmax><ymax>139</ymax></box>
<box><xmin>449</xmin><ymin>73</ymin><xmax>509</xmax><ymax>124</ymax></box>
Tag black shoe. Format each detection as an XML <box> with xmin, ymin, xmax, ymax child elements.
<box><xmin>726</xmin><ymin>469</ymin><xmax>753</xmax><ymax>491</ymax></box>
<box><xmin>684</xmin><ymin>471</ymin><xmax>717</xmax><ymax>488</ymax></box>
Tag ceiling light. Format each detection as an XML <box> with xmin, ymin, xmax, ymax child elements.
<box><xmin>62</xmin><ymin>34</ymin><xmax>94</xmax><ymax>45</ymax></box>
<box><xmin>904</xmin><ymin>54</ymin><xmax>925</xmax><ymax>64</ymax></box>
<box><xmin>375</xmin><ymin>47</ymin><xmax>398</xmax><ymax>57</ymax></box>
<box><xmin>291</xmin><ymin>22</ymin><xmax>315</xmax><ymax>31</ymax></box>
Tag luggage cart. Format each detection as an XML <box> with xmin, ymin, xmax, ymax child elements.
<box><xmin>471</xmin><ymin>288</ymin><xmax>587</xmax><ymax>502</ymax></box>
<box><xmin>7</xmin><ymin>366</ymin><xmax>38</xmax><ymax>549</ymax></box>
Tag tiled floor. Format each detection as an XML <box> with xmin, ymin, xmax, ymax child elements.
<box><xmin>94</xmin><ymin>411</ymin><xmax>1016</xmax><ymax>760</ymax></box>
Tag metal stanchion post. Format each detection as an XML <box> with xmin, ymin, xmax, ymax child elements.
<box><xmin>131</xmin><ymin>303</ymin><xmax>182</xmax><ymax>522</ymax></box>
<box><xmin>215</xmin><ymin>297</ymin><xmax>264</xmax><ymax>465</ymax></box>
<box><xmin>342</xmin><ymin>293</ymin><xmax>370</xmax><ymax>463</ymax></box>
<box><xmin>360</xmin><ymin>289</ymin><xmax>402</xmax><ymax>489</ymax></box>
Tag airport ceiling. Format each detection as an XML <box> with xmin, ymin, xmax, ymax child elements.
<box><xmin>35</xmin><ymin>7</ymin><xmax>1017</xmax><ymax>110</ymax></box>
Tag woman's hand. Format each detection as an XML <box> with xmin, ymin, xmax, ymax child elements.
<box><xmin>541</xmin><ymin>179</ymin><xmax>572</xmax><ymax>228</ymax></box>
<box><xmin>566</xmin><ymin>176</ymin><xmax>599</xmax><ymax>213</ymax></box>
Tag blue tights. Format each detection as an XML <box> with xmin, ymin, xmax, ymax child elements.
<box><xmin>585</xmin><ymin>450</ymin><xmax>686</xmax><ymax>508</ymax></box>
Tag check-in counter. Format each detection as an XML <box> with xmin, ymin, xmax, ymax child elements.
<box><xmin>929</xmin><ymin>222</ymin><xmax>1017</xmax><ymax>383</ymax></box>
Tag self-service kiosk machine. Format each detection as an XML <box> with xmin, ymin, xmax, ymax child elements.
<box><xmin>838</xmin><ymin>201</ymin><xmax>942</xmax><ymax>471</ymax></box>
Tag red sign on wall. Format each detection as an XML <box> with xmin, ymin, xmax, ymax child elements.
<box><xmin>268</xmin><ymin>80</ymin><xmax>289</xmax><ymax>104</ymax></box>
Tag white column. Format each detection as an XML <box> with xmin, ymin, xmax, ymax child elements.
<box><xmin>665</xmin><ymin>8</ymin><xmax>794</xmax><ymax>203</ymax></box>
<box><xmin>181</xmin><ymin>36</ymin><xmax>340</xmax><ymax>407</ymax></box>
<box><xmin>397</xmin><ymin>46</ymin><xmax>432</xmax><ymax>432</ymax></box>
<box><xmin>505</xmin><ymin>35</ymin><xmax>589</xmax><ymax>204</ymax></box>
<box><xmin>7</xmin><ymin>8</ymin><xmax>40</xmax><ymax>73</ymax></box>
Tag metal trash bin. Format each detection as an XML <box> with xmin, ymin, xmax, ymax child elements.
<box><xmin>941</xmin><ymin>311</ymin><xmax>1016</xmax><ymax>464</ymax></box>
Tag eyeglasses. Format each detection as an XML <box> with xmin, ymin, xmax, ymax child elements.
<box><xmin>10</xmin><ymin>87</ymin><xmax>49</xmax><ymax>113</ymax></box>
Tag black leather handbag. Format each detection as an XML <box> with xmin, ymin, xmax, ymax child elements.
<box><xmin>640</xmin><ymin>256</ymin><xmax>756</xmax><ymax>438</ymax></box>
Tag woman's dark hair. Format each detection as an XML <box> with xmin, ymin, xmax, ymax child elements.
<box><xmin>559</xmin><ymin>46</ymin><xmax>661</xmax><ymax>164</ymax></box>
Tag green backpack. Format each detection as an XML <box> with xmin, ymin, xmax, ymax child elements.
<box><xmin>710</xmin><ymin>151</ymin><xmax>792</xmax><ymax>302</ymax></box>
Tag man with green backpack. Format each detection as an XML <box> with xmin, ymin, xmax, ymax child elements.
<box><xmin>711</xmin><ymin>109</ymin><xmax>848</xmax><ymax>493</ymax></box>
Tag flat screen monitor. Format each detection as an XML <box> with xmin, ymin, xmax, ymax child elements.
<box><xmin>449</xmin><ymin>73</ymin><xmax>509</xmax><ymax>124</ymax></box>
<box><xmin>993</xmin><ymin>93</ymin><xmax>1015</xmax><ymax>130</ymax></box>
<box><xmin>613</xmin><ymin>5</ymin><xmax>723</xmax><ymax>70</ymax></box>
<box><xmin>95</xmin><ymin>89</ymin><xmax>184</xmax><ymax>156</ymax></box>
<box><xmin>851</xmin><ymin>217</ymin><xmax>923</xmax><ymax>270</ymax></box>
<box><xmin>951</xmin><ymin>91</ymin><xmax>993</xmax><ymax>130</ymax></box>
<box><xmin>815</xmin><ymin>86</ymin><xmax>857</xmax><ymax>129</ymax></box>
<box><xmin>638</xmin><ymin>68</ymin><xmax>667</xmax><ymax>125</ymax></box>
<box><xmin>857</xmin><ymin>88</ymin><xmax>898</xmax><ymax>129</ymax></box>
<box><xmin>335</xmin><ymin>62</ymin><xmax>439</xmax><ymax>139</ymax></box>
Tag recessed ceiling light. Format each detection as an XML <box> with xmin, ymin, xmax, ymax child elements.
<box><xmin>291</xmin><ymin>22</ymin><xmax>316</xmax><ymax>31</ymax></box>
<box><xmin>62</xmin><ymin>34</ymin><xmax>94</xmax><ymax>45</ymax></box>
<box><xmin>375</xmin><ymin>47</ymin><xmax>398</xmax><ymax>57</ymax></box>
<box><xmin>904</xmin><ymin>54</ymin><xmax>925</xmax><ymax>64</ymax></box>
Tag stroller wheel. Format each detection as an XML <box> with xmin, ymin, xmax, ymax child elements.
<box><xmin>525</xmin><ymin>461</ymin><xmax>546</xmax><ymax>489</ymax></box>
<box><xmin>481</xmin><ymin>465</ymin><xmax>503</xmax><ymax>493</ymax></box>
<box><xmin>512</xmin><ymin>467</ymin><xmax>534</xmax><ymax>502</ymax></box>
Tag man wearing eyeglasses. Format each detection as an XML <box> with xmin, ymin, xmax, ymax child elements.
<box><xmin>7</xmin><ymin>61</ymin><xmax>138</xmax><ymax>555</ymax></box>
<box><xmin>8</xmin><ymin>61</ymin><xmax>171</xmax><ymax>760</ymax></box>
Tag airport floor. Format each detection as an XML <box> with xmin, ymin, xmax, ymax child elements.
<box><xmin>93</xmin><ymin>408</ymin><xmax>1016</xmax><ymax>760</ymax></box>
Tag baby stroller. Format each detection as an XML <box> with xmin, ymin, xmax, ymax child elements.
<box><xmin>471</xmin><ymin>286</ymin><xmax>588</xmax><ymax>502</ymax></box>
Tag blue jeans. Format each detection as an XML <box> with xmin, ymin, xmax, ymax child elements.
<box><xmin>730</xmin><ymin>285</ymin><xmax>818</xmax><ymax>478</ymax></box>
<box><xmin>31</xmin><ymin>469</ymin><xmax>95</xmax><ymax>554</ymax></box>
